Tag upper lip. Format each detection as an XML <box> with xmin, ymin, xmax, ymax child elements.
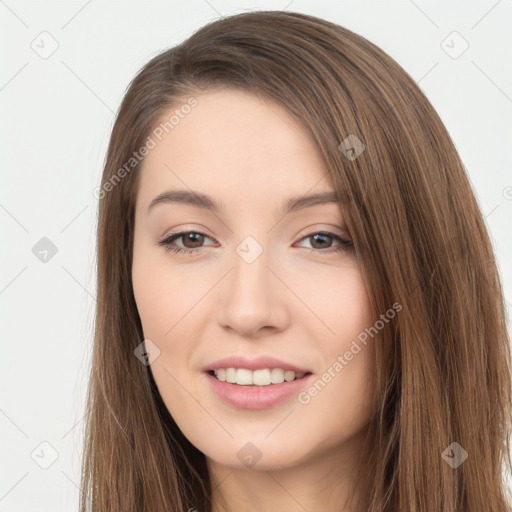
<box><xmin>203</xmin><ymin>355</ymin><xmax>312</xmax><ymax>374</ymax></box>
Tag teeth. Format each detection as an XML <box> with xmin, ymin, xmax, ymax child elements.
<box><xmin>284</xmin><ymin>370</ymin><xmax>295</xmax><ymax>382</ymax></box>
<box><xmin>236</xmin><ymin>368</ymin><xmax>253</xmax><ymax>385</ymax></box>
<box><xmin>212</xmin><ymin>368</ymin><xmax>307</xmax><ymax>386</ymax></box>
<box><xmin>271</xmin><ymin>368</ymin><xmax>284</xmax><ymax>384</ymax></box>
<box><xmin>225</xmin><ymin>368</ymin><xmax>236</xmax><ymax>383</ymax></box>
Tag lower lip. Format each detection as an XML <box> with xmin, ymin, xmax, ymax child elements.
<box><xmin>205</xmin><ymin>371</ymin><xmax>313</xmax><ymax>409</ymax></box>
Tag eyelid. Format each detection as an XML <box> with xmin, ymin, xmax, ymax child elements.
<box><xmin>295</xmin><ymin>224</ymin><xmax>351</xmax><ymax>240</ymax></box>
<box><xmin>293</xmin><ymin>231</ymin><xmax>352</xmax><ymax>252</ymax></box>
<box><xmin>158</xmin><ymin>225</ymin><xmax>217</xmax><ymax>242</ymax></box>
<box><xmin>159</xmin><ymin>229</ymin><xmax>218</xmax><ymax>248</ymax></box>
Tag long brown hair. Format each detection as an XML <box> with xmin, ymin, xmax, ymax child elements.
<box><xmin>80</xmin><ymin>10</ymin><xmax>512</xmax><ymax>511</ymax></box>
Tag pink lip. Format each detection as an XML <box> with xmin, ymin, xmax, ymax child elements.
<box><xmin>202</xmin><ymin>355</ymin><xmax>311</xmax><ymax>373</ymax></box>
<box><xmin>205</xmin><ymin>372</ymin><xmax>313</xmax><ymax>409</ymax></box>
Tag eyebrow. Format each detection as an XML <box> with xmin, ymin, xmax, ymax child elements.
<box><xmin>147</xmin><ymin>189</ymin><xmax>340</xmax><ymax>215</ymax></box>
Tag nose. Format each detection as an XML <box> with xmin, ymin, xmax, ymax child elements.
<box><xmin>216</xmin><ymin>243</ymin><xmax>289</xmax><ymax>338</ymax></box>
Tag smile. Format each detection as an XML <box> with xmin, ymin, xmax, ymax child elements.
<box><xmin>206</xmin><ymin>370</ymin><xmax>313</xmax><ymax>409</ymax></box>
<box><xmin>210</xmin><ymin>368</ymin><xmax>308</xmax><ymax>386</ymax></box>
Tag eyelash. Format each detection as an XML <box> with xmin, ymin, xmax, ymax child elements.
<box><xmin>157</xmin><ymin>230</ymin><xmax>353</xmax><ymax>256</ymax></box>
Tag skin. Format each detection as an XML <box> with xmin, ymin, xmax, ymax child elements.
<box><xmin>131</xmin><ymin>88</ymin><xmax>377</xmax><ymax>512</ymax></box>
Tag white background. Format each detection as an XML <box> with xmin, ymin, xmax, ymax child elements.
<box><xmin>1</xmin><ymin>1</ymin><xmax>511</xmax><ymax>510</ymax></box>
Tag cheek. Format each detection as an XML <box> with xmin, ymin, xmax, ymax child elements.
<box><xmin>297</xmin><ymin>263</ymin><xmax>374</xmax><ymax>348</ymax></box>
<box><xmin>131</xmin><ymin>243</ymin><xmax>204</xmax><ymax>340</ymax></box>
<box><xmin>296</xmin><ymin>268</ymin><xmax>377</xmax><ymax>421</ymax></box>
<box><xmin>131</xmin><ymin>251</ymin><xmax>204</xmax><ymax>417</ymax></box>
<box><xmin>131</xmin><ymin>246</ymin><xmax>215</xmax><ymax>410</ymax></box>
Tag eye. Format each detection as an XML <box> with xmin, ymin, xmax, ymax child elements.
<box><xmin>294</xmin><ymin>232</ymin><xmax>353</xmax><ymax>255</ymax></box>
<box><xmin>157</xmin><ymin>230</ymin><xmax>353</xmax><ymax>256</ymax></box>
<box><xmin>158</xmin><ymin>231</ymin><xmax>217</xmax><ymax>255</ymax></box>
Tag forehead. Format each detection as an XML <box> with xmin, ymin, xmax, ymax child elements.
<box><xmin>136</xmin><ymin>89</ymin><xmax>334</xmax><ymax>209</ymax></box>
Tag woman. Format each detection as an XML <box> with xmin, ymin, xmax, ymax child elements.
<box><xmin>81</xmin><ymin>10</ymin><xmax>512</xmax><ymax>512</ymax></box>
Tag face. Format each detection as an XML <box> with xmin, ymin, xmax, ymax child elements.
<box><xmin>131</xmin><ymin>88</ymin><xmax>376</xmax><ymax>472</ymax></box>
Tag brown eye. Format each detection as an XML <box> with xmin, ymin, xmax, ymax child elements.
<box><xmin>180</xmin><ymin>232</ymin><xmax>206</xmax><ymax>248</ymax></box>
<box><xmin>158</xmin><ymin>231</ymin><xmax>216</xmax><ymax>254</ymax></box>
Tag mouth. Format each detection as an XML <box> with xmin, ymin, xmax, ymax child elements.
<box><xmin>205</xmin><ymin>367</ymin><xmax>314</xmax><ymax>409</ymax></box>
<box><xmin>207</xmin><ymin>368</ymin><xmax>313</xmax><ymax>386</ymax></box>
